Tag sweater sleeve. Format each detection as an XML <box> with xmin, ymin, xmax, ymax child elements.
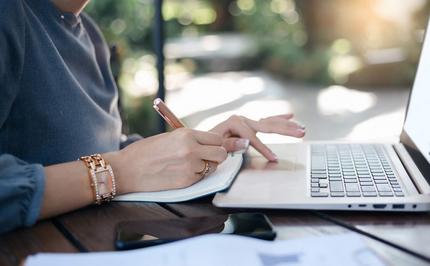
<box><xmin>0</xmin><ymin>154</ymin><xmax>45</xmax><ymax>234</ymax></box>
<box><xmin>0</xmin><ymin>0</ymin><xmax>25</xmax><ymax>128</ymax></box>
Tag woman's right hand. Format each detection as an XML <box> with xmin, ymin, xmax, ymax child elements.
<box><xmin>109</xmin><ymin>128</ymin><xmax>228</xmax><ymax>194</ymax></box>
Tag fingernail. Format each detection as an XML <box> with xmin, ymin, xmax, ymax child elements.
<box><xmin>299</xmin><ymin>124</ymin><xmax>306</xmax><ymax>129</ymax></box>
<box><xmin>234</xmin><ymin>138</ymin><xmax>250</xmax><ymax>153</ymax></box>
<box><xmin>270</xmin><ymin>150</ymin><xmax>278</xmax><ymax>161</ymax></box>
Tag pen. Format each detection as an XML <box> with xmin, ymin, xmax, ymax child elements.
<box><xmin>153</xmin><ymin>98</ymin><xmax>185</xmax><ymax>129</ymax></box>
<box><xmin>153</xmin><ymin>98</ymin><xmax>222</xmax><ymax>171</ymax></box>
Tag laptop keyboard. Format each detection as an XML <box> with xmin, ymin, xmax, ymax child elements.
<box><xmin>310</xmin><ymin>144</ymin><xmax>405</xmax><ymax>198</ymax></box>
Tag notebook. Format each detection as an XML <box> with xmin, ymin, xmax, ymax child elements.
<box><xmin>114</xmin><ymin>153</ymin><xmax>243</xmax><ymax>203</ymax></box>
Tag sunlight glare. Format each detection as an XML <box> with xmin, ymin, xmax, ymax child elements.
<box><xmin>346</xmin><ymin>109</ymin><xmax>405</xmax><ymax>142</ymax></box>
<box><xmin>202</xmin><ymin>35</ymin><xmax>222</xmax><ymax>51</ymax></box>
<box><xmin>317</xmin><ymin>85</ymin><xmax>376</xmax><ymax>116</ymax></box>
<box><xmin>167</xmin><ymin>73</ymin><xmax>265</xmax><ymax>118</ymax></box>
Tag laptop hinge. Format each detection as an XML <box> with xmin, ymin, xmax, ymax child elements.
<box><xmin>394</xmin><ymin>143</ymin><xmax>430</xmax><ymax>194</ymax></box>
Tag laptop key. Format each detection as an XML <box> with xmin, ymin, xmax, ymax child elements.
<box><xmin>311</xmin><ymin>155</ymin><xmax>326</xmax><ymax>170</ymax></box>
<box><xmin>312</xmin><ymin>170</ymin><xmax>326</xmax><ymax>174</ymax></box>
<box><xmin>361</xmin><ymin>186</ymin><xmax>376</xmax><ymax>192</ymax></box>
<box><xmin>311</xmin><ymin>192</ymin><xmax>329</xmax><ymax>197</ymax></box>
<box><xmin>329</xmin><ymin>181</ymin><xmax>344</xmax><ymax>192</ymax></box>
<box><xmin>345</xmin><ymin>183</ymin><xmax>360</xmax><ymax>192</ymax></box>
<box><xmin>344</xmin><ymin>179</ymin><xmax>358</xmax><ymax>183</ymax></box>
<box><xmin>319</xmin><ymin>183</ymin><xmax>328</xmax><ymax>188</ymax></box>
<box><xmin>374</xmin><ymin>180</ymin><xmax>388</xmax><ymax>184</ymax></box>
<box><xmin>343</xmin><ymin>173</ymin><xmax>357</xmax><ymax>177</ymax></box>
<box><xmin>311</xmin><ymin>183</ymin><xmax>319</xmax><ymax>188</ymax></box>
<box><xmin>347</xmin><ymin>192</ymin><xmax>361</xmax><ymax>197</ymax></box>
<box><xmin>311</xmin><ymin>178</ymin><xmax>319</xmax><ymax>183</ymax></box>
<box><xmin>376</xmin><ymin>184</ymin><xmax>391</xmax><ymax>192</ymax></box>
<box><xmin>311</xmin><ymin>188</ymin><xmax>320</xmax><ymax>193</ymax></box>
<box><xmin>395</xmin><ymin>192</ymin><xmax>405</xmax><ymax>197</ymax></box>
<box><xmin>330</xmin><ymin>192</ymin><xmax>345</xmax><ymax>197</ymax></box>
<box><xmin>379</xmin><ymin>191</ymin><xmax>394</xmax><ymax>197</ymax></box>
<box><xmin>363</xmin><ymin>191</ymin><xmax>378</xmax><ymax>197</ymax></box>
<box><xmin>392</xmin><ymin>187</ymin><xmax>402</xmax><ymax>192</ymax></box>
<box><xmin>360</xmin><ymin>182</ymin><xmax>374</xmax><ymax>186</ymax></box>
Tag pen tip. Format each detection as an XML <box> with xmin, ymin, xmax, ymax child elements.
<box><xmin>153</xmin><ymin>98</ymin><xmax>161</xmax><ymax>105</ymax></box>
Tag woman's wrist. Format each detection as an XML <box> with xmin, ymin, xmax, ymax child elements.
<box><xmin>103</xmin><ymin>150</ymin><xmax>129</xmax><ymax>195</ymax></box>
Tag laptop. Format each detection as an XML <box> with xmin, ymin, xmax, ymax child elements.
<box><xmin>213</xmin><ymin>20</ymin><xmax>430</xmax><ymax>212</ymax></box>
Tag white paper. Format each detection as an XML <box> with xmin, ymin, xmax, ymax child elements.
<box><xmin>114</xmin><ymin>153</ymin><xmax>243</xmax><ymax>202</ymax></box>
<box><xmin>25</xmin><ymin>233</ymin><xmax>386</xmax><ymax>266</ymax></box>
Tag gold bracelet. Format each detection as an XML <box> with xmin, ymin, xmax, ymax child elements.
<box><xmin>79</xmin><ymin>154</ymin><xmax>116</xmax><ymax>205</ymax></box>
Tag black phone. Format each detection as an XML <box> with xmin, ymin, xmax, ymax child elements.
<box><xmin>115</xmin><ymin>213</ymin><xmax>276</xmax><ymax>250</ymax></box>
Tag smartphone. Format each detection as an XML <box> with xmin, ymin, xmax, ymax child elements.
<box><xmin>115</xmin><ymin>213</ymin><xmax>276</xmax><ymax>250</ymax></box>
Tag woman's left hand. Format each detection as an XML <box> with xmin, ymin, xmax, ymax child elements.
<box><xmin>210</xmin><ymin>114</ymin><xmax>305</xmax><ymax>161</ymax></box>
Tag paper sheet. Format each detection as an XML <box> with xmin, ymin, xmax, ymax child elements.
<box><xmin>25</xmin><ymin>233</ymin><xmax>386</xmax><ymax>266</ymax></box>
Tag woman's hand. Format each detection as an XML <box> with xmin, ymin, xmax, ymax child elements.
<box><xmin>110</xmin><ymin>128</ymin><xmax>227</xmax><ymax>194</ymax></box>
<box><xmin>210</xmin><ymin>114</ymin><xmax>305</xmax><ymax>161</ymax></box>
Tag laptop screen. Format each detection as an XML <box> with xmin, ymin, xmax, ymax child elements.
<box><xmin>401</xmin><ymin>17</ymin><xmax>430</xmax><ymax>180</ymax></box>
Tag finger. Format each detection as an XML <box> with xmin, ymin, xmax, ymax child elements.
<box><xmin>195</xmin><ymin>159</ymin><xmax>209</xmax><ymax>174</ymax></box>
<box><xmin>196</xmin><ymin>145</ymin><xmax>228</xmax><ymax>163</ymax></box>
<box><xmin>246</xmin><ymin>117</ymin><xmax>305</xmax><ymax>137</ymax></box>
<box><xmin>193</xmin><ymin>160</ymin><xmax>218</xmax><ymax>176</ymax></box>
<box><xmin>234</xmin><ymin>124</ymin><xmax>278</xmax><ymax>161</ymax></box>
<box><xmin>266</xmin><ymin>120</ymin><xmax>306</xmax><ymax>137</ymax></box>
<box><xmin>206</xmin><ymin>161</ymin><xmax>218</xmax><ymax>176</ymax></box>
<box><xmin>222</xmin><ymin>137</ymin><xmax>250</xmax><ymax>153</ymax></box>
<box><xmin>271</xmin><ymin>113</ymin><xmax>294</xmax><ymax>120</ymax></box>
<box><xmin>191</xmin><ymin>130</ymin><xmax>223</xmax><ymax>146</ymax></box>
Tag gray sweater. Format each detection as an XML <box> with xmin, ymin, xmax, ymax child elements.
<box><xmin>0</xmin><ymin>0</ymin><xmax>139</xmax><ymax>233</ymax></box>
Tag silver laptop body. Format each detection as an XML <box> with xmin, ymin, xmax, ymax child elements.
<box><xmin>213</xmin><ymin>19</ymin><xmax>430</xmax><ymax>212</ymax></box>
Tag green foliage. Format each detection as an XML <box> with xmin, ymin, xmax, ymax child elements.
<box><xmin>124</xmin><ymin>95</ymin><xmax>159</xmax><ymax>138</ymax></box>
<box><xmin>86</xmin><ymin>0</ymin><xmax>155</xmax><ymax>52</ymax></box>
<box><xmin>234</xmin><ymin>0</ymin><xmax>332</xmax><ymax>84</ymax></box>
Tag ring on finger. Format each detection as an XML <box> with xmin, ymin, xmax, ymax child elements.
<box><xmin>197</xmin><ymin>160</ymin><xmax>211</xmax><ymax>178</ymax></box>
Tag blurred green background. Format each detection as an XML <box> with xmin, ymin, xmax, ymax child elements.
<box><xmin>85</xmin><ymin>0</ymin><xmax>430</xmax><ymax>137</ymax></box>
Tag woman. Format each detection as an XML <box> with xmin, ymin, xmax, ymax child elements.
<box><xmin>0</xmin><ymin>0</ymin><xmax>305</xmax><ymax>234</ymax></box>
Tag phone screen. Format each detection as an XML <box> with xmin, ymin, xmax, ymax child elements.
<box><xmin>115</xmin><ymin>213</ymin><xmax>276</xmax><ymax>250</ymax></box>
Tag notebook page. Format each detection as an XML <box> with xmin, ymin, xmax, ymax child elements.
<box><xmin>114</xmin><ymin>153</ymin><xmax>243</xmax><ymax>203</ymax></box>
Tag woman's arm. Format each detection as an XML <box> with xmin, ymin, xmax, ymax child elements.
<box><xmin>38</xmin><ymin>128</ymin><xmax>227</xmax><ymax>220</ymax></box>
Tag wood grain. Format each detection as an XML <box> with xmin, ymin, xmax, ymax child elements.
<box><xmin>319</xmin><ymin>211</ymin><xmax>430</xmax><ymax>260</ymax></box>
<box><xmin>0</xmin><ymin>221</ymin><xmax>76</xmax><ymax>266</ymax></box>
<box><xmin>57</xmin><ymin>202</ymin><xmax>177</xmax><ymax>251</ymax></box>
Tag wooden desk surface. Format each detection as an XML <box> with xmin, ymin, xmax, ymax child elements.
<box><xmin>164</xmin><ymin>200</ymin><xmax>430</xmax><ymax>266</ymax></box>
<box><xmin>1</xmin><ymin>200</ymin><xmax>429</xmax><ymax>266</ymax></box>
<box><xmin>0</xmin><ymin>221</ymin><xmax>76</xmax><ymax>266</ymax></box>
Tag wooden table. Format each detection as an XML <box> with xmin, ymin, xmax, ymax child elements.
<box><xmin>1</xmin><ymin>199</ymin><xmax>429</xmax><ymax>266</ymax></box>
